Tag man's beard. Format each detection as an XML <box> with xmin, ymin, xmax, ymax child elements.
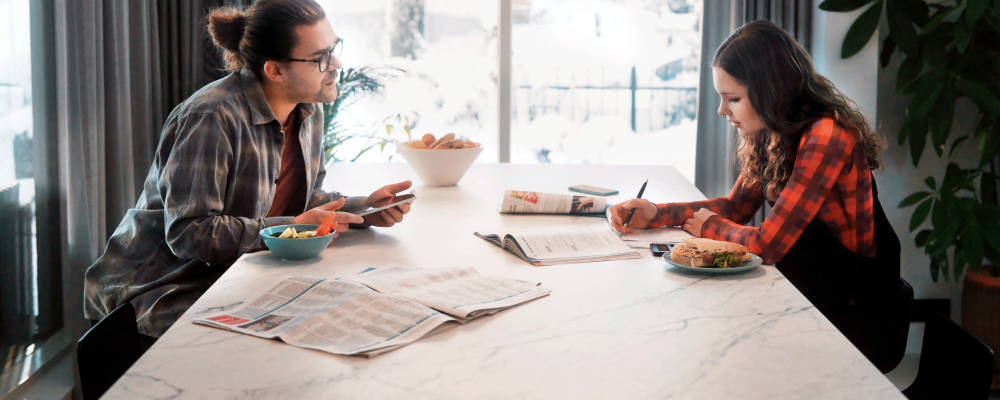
<box><xmin>288</xmin><ymin>73</ymin><xmax>338</xmax><ymax>104</ymax></box>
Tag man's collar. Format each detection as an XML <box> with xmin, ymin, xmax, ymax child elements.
<box><xmin>238</xmin><ymin>68</ymin><xmax>319</xmax><ymax>126</ymax></box>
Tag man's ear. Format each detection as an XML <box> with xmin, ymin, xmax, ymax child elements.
<box><xmin>262</xmin><ymin>60</ymin><xmax>285</xmax><ymax>83</ymax></box>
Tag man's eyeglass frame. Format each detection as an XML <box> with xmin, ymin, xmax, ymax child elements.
<box><xmin>280</xmin><ymin>38</ymin><xmax>343</xmax><ymax>73</ymax></box>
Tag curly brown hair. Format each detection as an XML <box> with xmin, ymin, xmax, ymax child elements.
<box><xmin>713</xmin><ymin>20</ymin><xmax>884</xmax><ymax>201</ymax></box>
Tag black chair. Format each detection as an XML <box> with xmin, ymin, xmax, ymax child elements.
<box><xmin>902</xmin><ymin>311</ymin><xmax>996</xmax><ymax>400</ymax></box>
<box><xmin>77</xmin><ymin>303</ymin><xmax>145</xmax><ymax>400</ymax></box>
<box><xmin>881</xmin><ymin>278</ymin><xmax>915</xmax><ymax>372</ymax></box>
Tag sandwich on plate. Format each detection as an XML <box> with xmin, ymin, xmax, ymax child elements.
<box><xmin>670</xmin><ymin>238</ymin><xmax>752</xmax><ymax>268</ymax></box>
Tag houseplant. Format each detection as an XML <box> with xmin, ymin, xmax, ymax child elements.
<box><xmin>821</xmin><ymin>0</ymin><xmax>1000</xmax><ymax>386</ymax></box>
<box><xmin>322</xmin><ymin>66</ymin><xmax>416</xmax><ymax>163</ymax></box>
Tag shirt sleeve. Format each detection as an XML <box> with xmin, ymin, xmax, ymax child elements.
<box><xmin>160</xmin><ymin>112</ymin><xmax>294</xmax><ymax>265</ymax></box>
<box><xmin>650</xmin><ymin>175</ymin><xmax>764</xmax><ymax>228</ymax></box>
<box><xmin>700</xmin><ymin>120</ymin><xmax>854</xmax><ymax>264</ymax></box>
<box><xmin>305</xmin><ymin>155</ymin><xmax>369</xmax><ymax>213</ymax></box>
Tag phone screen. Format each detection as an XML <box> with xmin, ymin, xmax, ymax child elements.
<box><xmin>353</xmin><ymin>194</ymin><xmax>417</xmax><ymax>216</ymax></box>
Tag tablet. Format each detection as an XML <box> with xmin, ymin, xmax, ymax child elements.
<box><xmin>353</xmin><ymin>194</ymin><xmax>417</xmax><ymax>216</ymax></box>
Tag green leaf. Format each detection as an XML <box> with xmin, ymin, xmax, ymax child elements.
<box><xmin>929</xmin><ymin>83</ymin><xmax>954</xmax><ymax>157</ymax></box>
<box><xmin>977</xmin><ymin>204</ymin><xmax>1000</xmax><ymax>251</ymax></box>
<box><xmin>925</xmin><ymin>176</ymin><xmax>937</xmax><ymax>190</ymax></box>
<box><xmin>982</xmin><ymin>173</ymin><xmax>999</xmax><ymax>209</ymax></box>
<box><xmin>923</xmin><ymin>38</ymin><xmax>947</xmax><ymax>73</ymax></box>
<box><xmin>967</xmin><ymin>0</ymin><xmax>990</xmax><ymax>25</ymax></box>
<box><xmin>901</xmin><ymin>71</ymin><xmax>934</xmax><ymax>95</ymax></box>
<box><xmin>898</xmin><ymin>122</ymin><xmax>911</xmax><ymax>146</ymax></box>
<box><xmin>899</xmin><ymin>191</ymin><xmax>933</xmax><ymax>207</ymax></box>
<box><xmin>915</xmin><ymin>229</ymin><xmax>933</xmax><ymax>247</ymax></box>
<box><xmin>954</xmin><ymin>240</ymin><xmax>966</xmax><ymax>280</ymax></box>
<box><xmin>820</xmin><ymin>0</ymin><xmax>874</xmax><ymax>11</ymax></box>
<box><xmin>921</xmin><ymin>7</ymin><xmax>956</xmax><ymax>35</ymax></box>
<box><xmin>910</xmin><ymin>198</ymin><xmax>933</xmax><ymax>231</ymax></box>
<box><xmin>880</xmin><ymin>35</ymin><xmax>897</xmax><ymax>68</ymax></box>
<box><xmin>896</xmin><ymin>57</ymin><xmax>923</xmax><ymax>91</ymax></box>
<box><xmin>980</xmin><ymin>132</ymin><xmax>1000</xmax><ymax>168</ymax></box>
<box><xmin>957</xmin><ymin>78</ymin><xmax>1000</xmax><ymax>118</ymax></box>
<box><xmin>963</xmin><ymin>213</ymin><xmax>985</xmax><ymax>271</ymax></box>
<box><xmin>930</xmin><ymin>256</ymin><xmax>941</xmax><ymax>282</ymax></box>
<box><xmin>954</xmin><ymin>14</ymin><xmax>973</xmax><ymax>53</ymax></box>
<box><xmin>949</xmin><ymin>136</ymin><xmax>969</xmax><ymax>158</ymax></box>
<box><xmin>403</xmin><ymin>125</ymin><xmax>411</xmax><ymax>136</ymax></box>
<box><xmin>986</xmin><ymin>14</ymin><xmax>1000</xmax><ymax>33</ymax></box>
<box><xmin>887</xmin><ymin>0</ymin><xmax>919</xmax><ymax>56</ymax></box>
<box><xmin>909</xmin><ymin>118</ymin><xmax>929</xmax><ymax>165</ymax></box>
<box><xmin>842</xmin><ymin>1</ymin><xmax>884</xmax><ymax>58</ymax></box>
<box><xmin>896</xmin><ymin>0</ymin><xmax>931</xmax><ymax>26</ymax></box>
<box><xmin>909</xmin><ymin>81</ymin><xmax>942</xmax><ymax>122</ymax></box>
<box><xmin>385</xmin><ymin>125</ymin><xmax>393</xmax><ymax>135</ymax></box>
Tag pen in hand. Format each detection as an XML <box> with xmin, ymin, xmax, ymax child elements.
<box><xmin>623</xmin><ymin>179</ymin><xmax>648</xmax><ymax>228</ymax></box>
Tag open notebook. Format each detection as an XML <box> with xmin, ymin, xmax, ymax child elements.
<box><xmin>475</xmin><ymin>228</ymin><xmax>641</xmax><ymax>266</ymax></box>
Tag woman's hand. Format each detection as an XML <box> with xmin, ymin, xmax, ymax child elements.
<box><xmin>609</xmin><ymin>199</ymin><xmax>657</xmax><ymax>233</ymax></box>
<box><xmin>293</xmin><ymin>198</ymin><xmax>364</xmax><ymax>239</ymax></box>
<box><xmin>682</xmin><ymin>208</ymin><xmax>717</xmax><ymax>237</ymax></box>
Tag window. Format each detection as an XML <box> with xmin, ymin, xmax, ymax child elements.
<box><xmin>318</xmin><ymin>0</ymin><xmax>499</xmax><ymax>163</ymax></box>
<box><xmin>0</xmin><ymin>0</ymin><xmax>64</xmax><ymax>387</ymax></box>
<box><xmin>510</xmin><ymin>0</ymin><xmax>701</xmax><ymax>182</ymax></box>
<box><xmin>317</xmin><ymin>0</ymin><xmax>701</xmax><ymax>180</ymax></box>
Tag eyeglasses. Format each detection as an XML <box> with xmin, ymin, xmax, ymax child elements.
<box><xmin>281</xmin><ymin>38</ymin><xmax>343</xmax><ymax>73</ymax></box>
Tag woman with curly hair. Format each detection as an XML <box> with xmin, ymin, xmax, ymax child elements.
<box><xmin>610</xmin><ymin>20</ymin><xmax>903</xmax><ymax>371</ymax></box>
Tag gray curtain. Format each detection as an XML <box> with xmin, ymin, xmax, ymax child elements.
<box><xmin>694</xmin><ymin>0</ymin><xmax>812</xmax><ymax>224</ymax></box>
<box><xmin>694</xmin><ymin>0</ymin><xmax>739</xmax><ymax>199</ymax></box>
<box><xmin>51</xmin><ymin>0</ymin><xmax>239</xmax><ymax>341</ymax></box>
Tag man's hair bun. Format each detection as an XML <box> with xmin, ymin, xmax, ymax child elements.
<box><xmin>208</xmin><ymin>8</ymin><xmax>246</xmax><ymax>53</ymax></box>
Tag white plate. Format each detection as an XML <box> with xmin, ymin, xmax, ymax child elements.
<box><xmin>661</xmin><ymin>248</ymin><xmax>763</xmax><ymax>275</ymax></box>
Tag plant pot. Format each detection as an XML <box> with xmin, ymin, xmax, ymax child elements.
<box><xmin>961</xmin><ymin>264</ymin><xmax>1000</xmax><ymax>389</ymax></box>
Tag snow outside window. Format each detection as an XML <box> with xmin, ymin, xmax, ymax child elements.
<box><xmin>318</xmin><ymin>0</ymin><xmax>702</xmax><ymax>183</ymax></box>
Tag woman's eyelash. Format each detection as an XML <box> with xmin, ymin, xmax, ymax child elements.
<box><xmin>728</xmin><ymin>98</ymin><xmax>740</xmax><ymax>103</ymax></box>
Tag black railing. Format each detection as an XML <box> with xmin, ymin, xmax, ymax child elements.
<box><xmin>514</xmin><ymin>66</ymin><xmax>698</xmax><ymax>133</ymax></box>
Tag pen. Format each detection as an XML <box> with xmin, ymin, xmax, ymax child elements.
<box><xmin>623</xmin><ymin>179</ymin><xmax>648</xmax><ymax>228</ymax></box>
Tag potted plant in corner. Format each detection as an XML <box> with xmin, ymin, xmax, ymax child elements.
<box><xmin>821</xmin><ymin>0</ymin><xmax>1000</xmax><ymax>387</ymax></box>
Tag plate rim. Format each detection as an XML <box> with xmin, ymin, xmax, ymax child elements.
<box><xmin>660</xmin><ymin>251</ymin><xmax>763</xmax><ymax>273</ymax></box>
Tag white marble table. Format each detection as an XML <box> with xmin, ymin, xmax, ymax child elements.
<box><xmin>103</xmin><ymin>164</ymin><xmax>905</xmax><ymax>400</ymax></box>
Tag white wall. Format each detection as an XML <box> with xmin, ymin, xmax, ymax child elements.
<box><xmin>812</xmin><ymin>1</ymin><xmax>969</xmax><ymax>320</ymax></box>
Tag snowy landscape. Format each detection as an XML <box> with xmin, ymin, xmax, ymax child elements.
<box><xmin>318</xmin><ymin>0</ymin><xmax>702</xmax><ymax>182</ymax></box>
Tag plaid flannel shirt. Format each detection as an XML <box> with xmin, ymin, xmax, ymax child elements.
<box><xmin>652</xmin><ymin>118</ymin><xmax>875</xmax><ymax>264</ymax></box>
<box><xmin>84</xmin><ymin>68</ymin><xmax>368</xmax><ymax>337</ymax></box>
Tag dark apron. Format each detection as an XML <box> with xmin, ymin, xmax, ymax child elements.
<box><xmin>772</xmin><ymin>175</ymin><xmax>903</xmax><ymax>371</ymax></box>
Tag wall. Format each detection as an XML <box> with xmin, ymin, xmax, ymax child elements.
<box><xmin>812</xmin><ymin>1</ymin><xmax>971</xmax><ymax>320</ymax></box>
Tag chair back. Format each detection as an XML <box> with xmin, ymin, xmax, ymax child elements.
<box><xmin>903</xmin><ymin>311</ymin><xmax>996</xmax><ymax>400</ymax></box>
<box><xmin>77</xmin><ymin>303</ymin><xmax>144</xmax><ymax>400</ymax></box>
<box><xmin>880</xmin><ymin>278</ymin><xmax>914</xmax><ymax>372</ymax></box>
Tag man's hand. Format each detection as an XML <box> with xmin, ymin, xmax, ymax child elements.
<box><xmin>363</xmin><ymin>181</ymin><xmax>414</xmax><ymax>227</ymax></box>
<box><xmin>682</xmin><ymin>208</ymin><xmax>717</xmax><ymax>237</ymax></box>
<box><xmin>609</xmin><ymin>199</ymin><xmax>657</xmax><ymax>234</ymax></box>
<box><xmin>293</xmin><ymin>198</ymin><xmax>364</xmax><ymax>238</ymax></box>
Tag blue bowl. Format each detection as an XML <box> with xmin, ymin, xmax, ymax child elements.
<box><xmin>260</xmin><ymin>224</ymin><xmax>334</xmax><ymax>261</ymax></box>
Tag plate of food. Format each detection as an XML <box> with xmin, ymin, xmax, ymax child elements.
<box><xmin>661</xmin><ymin>238</ymin><xmax>762</xmax><ymax>274</ymax></box>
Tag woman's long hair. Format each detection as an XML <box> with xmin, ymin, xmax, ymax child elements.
<box><xmin>714</xmin><ymin>20</ymin><xmax>884</xmax><ymax>201</ymax></box>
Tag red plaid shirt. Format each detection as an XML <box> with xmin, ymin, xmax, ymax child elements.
<box><xmin>652</xmin><ymin>118</ymin><xmax>875</xmax><ymax>264</ymax></box>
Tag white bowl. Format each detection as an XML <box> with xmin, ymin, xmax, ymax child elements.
<box><xmin>396</xmin><ymin>142</ymin><xmax>484</xmax><ymax>186</ymax></box>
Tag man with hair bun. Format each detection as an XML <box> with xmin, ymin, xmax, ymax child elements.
<box><xmin>84</xmin><ymin>0</ymin><xmax>414</xmax><ymax>339</ymax></box>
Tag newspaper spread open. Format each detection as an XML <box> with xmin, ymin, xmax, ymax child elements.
<box><xmin>500</xmin><ymin>190</ymin><xmax>608</xmax><ymax>214</ymax></box>
<box><xmin>193</xmin><ymin>265</ymin><xmax>551</xmax><ymax>357</ymax></box>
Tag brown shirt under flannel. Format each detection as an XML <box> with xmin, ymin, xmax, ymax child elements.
<box><xmin>84</xmin><ymin>68</ymin><xmax>368</xmax><ymax>337</ymax></box>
